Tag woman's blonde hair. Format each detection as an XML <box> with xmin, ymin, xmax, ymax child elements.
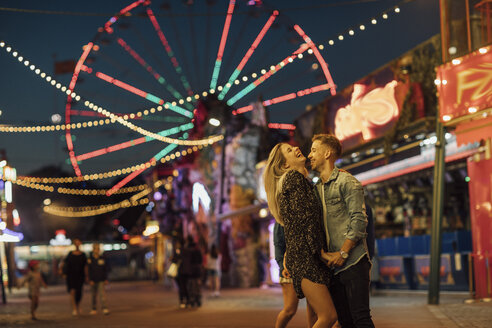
<box><xmin>263</xmin><ymin>143</ymin><xmax>290</xmax><ymax>225</ymax></box>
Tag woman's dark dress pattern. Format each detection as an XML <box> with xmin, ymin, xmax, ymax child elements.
<box><xmin>278</xmin><ymin>170</ymin><xmax>330</xmax><ymax>299</ymax></box>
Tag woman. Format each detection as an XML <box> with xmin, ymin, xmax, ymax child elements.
<box><xmin>61</xmin><ymin>238</ymin><xmax>87</xmax><ymax>316</ymax></box>
<box><xmin>274</xmin><ymin>222</ymin><xmax>316</xmax><ymax>328</ymax></box>
<box><xmin>264</xmin><ymin>143</ymin><xmax>337</xmax><ymax>328</ymax></box>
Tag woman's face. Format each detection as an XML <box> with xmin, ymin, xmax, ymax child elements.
<box><xmin>280</xmin><ymin>144</ymin><xmax>305</xmax><ymax>170</ymax></box>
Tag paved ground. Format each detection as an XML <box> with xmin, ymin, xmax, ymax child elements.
<box><xmin>0</xmin><ymin>281</ymin><xmax>491</xmax><ymax>327</ymax></box>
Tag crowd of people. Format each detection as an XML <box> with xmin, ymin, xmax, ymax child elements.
<box><xmin>265</xmin><ymin>134</ymin><xmax>375</xmax><ymax>328</ymax></box>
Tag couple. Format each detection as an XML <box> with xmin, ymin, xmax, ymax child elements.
<box><xmin>265</xmin><ymin>134</ymin><xmax>374</xmax><ymax>328</ymax></box>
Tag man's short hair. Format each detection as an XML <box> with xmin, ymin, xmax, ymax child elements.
<box><xmin>312</xmin><ymin>134</ymin><xmax>342</xmax><ymax>159</ymax></box>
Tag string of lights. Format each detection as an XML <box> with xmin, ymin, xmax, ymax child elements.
<box><xmin>13</xmin><ymin>179</ymin><xmax>148</xmax><ymax>195</ymax></box>
<box><xmin>42</xmin><ymin>178</ymin><xmax>166</xmax><ymax>217</ymax></box>
<box><xmin>18</xmin><ymin>144</ymin><xmax>205</xmax><ymax>184</ymax></box>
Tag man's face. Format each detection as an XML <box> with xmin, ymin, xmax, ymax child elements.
<box><xmin>308</xmin><ymin>140</ymin><xmax>329</xmax><ymax>172</ymax></box>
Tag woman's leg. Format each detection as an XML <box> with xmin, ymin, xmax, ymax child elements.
<box><xmin>306</xmin><ymin>301</ymin><xmax>317</xmax><ymax>328</ymax></box>
<box><xmin>301</xmin><ymin>279</ymin><xmax>337</xmax><ymax>328</ymax></box>
<box><xmin>69</xmin><ymin>289</ymin><xmax>78</xmax><ymax>314</ymax></box>
<box><xmin>275</xmin><ymin>283</ymin><xmax>299</xmax><ymax>328</ymax></box>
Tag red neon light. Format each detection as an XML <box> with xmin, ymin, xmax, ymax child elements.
<box><xmin>104</xmin><ymin>0</ymin><xmax>144</xmax><ymax>30</ymax></box>
<box><xmin>264</xmin><ymin>93</ymin><xmax>296</xmax><ymax>106</ymax></box>
<box><xmin>217</xmin><ymin>0</ymin><xmax>236</xmax><ymax>61</ymax></box>
<box><xmin>66</xmin><ymin>42</ymin><xmax>94</xmax><ymax>177</ymax></box>
<box><xmin>106</xmin><ymin>161</ymin><xmax>152</xmax><ymax>196</ymax></box>
<box><xmin>146</xmin><ymin>8</ymin><xmax>173</xmax><ymax>57</ymax></box>
<box><xmin>268</xmin><ymin>123</ymin><xmax>296</xmax><ymax>130</ymax></box>
<box><xmin>293</xmin><ymin>25</ymin><xmax>336</xmax><ymax>96</ymax></box>
<box><xmin>233</xmin><ymin>84</ymin><xmax>330</xmax><ymax>115</ymax></box>
<box><xmin>76</xmin><ymin>137</ymin><xmax>147</xmax><ymax>161</ymax></box>
<box><xmin>237</xmin><ymin>11</ymin><xmax>277</xmax><ymax>71</ymax></box>
<box><xmin>70</xmin><ymin>110</ymin><xmax>140</xmax><ymax>119</ymax></box>
<box><xmin>95</xmin><ymin>71</ymin><xmax>149</xmax><ymax>99</ymax></box>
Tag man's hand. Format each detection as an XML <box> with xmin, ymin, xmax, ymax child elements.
<box><xmin>321</xmin><ymin>250</ymin><xmax>346</xmax><ymax>267</ymax></box>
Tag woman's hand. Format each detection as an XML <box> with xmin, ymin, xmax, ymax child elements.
<box><xmin>282</xmin><ymin>268</ymin><xmax>291</xmax><ymax>279</ymax></box>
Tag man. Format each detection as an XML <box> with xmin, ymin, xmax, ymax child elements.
<box><xmin>87</xmin><ymin>243</ymin><xmax>110</xmax><ymax>315</ymax></box>
<box><xmin>308</xmin><ymin>134</ymin><xmax>375</xmax><ymax>328</ymax></box>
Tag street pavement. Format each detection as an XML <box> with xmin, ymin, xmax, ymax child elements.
<box><xmin>0</xmin><ymin>281</ymin><xmax>491</xmax><ymax>327</ymax></box>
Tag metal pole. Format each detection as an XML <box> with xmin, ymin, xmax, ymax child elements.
<box><xmin>429</xmin><ymin>0</ymin><xmax>449</xmax><ymax>305</ymax></box>
<box><xmin>428</xmin><ymin>119</ymin><xmax>446</xmax><ymax>305</ymax></box>
<box><xmin>217</xmin><ymin>127</ymin><xmax>227</xmax><ymax>247</ymax></box>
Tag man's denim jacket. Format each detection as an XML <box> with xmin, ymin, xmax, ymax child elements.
<box><xmin>315</xmin><ymin>167</ymin><xmax>369</xmax><ymax>275</ymax></box>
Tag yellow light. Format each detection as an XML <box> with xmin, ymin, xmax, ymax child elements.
<box><xmin>252</xmin><ymin>73</ymin><xmax>257</xmax><ymax>78</ymax></box>
<box><xmin>452</xmin><ymin>59</ymin><xmax>461</xmax><ymax>65</ymax></box>
<box><xmin>329</xmin><ymin>40</ymin><xmax>334</xmax><ymax>45</ymax></box>
<box><xmin>394</xmin><ymin>7</ymin><xmax>400</xmax><ymax>13</ymax></box>
<box><xmin>442</xmin><ymin>115</ymin><xmax>451</xmax><ymax>121</ymax></box>
<box><xmin>382</xmin><ymin>13</ymin><xmax>388</xmax><ymax>19</ymax></box>
<box><xmin>338</xmin><ymin>35</ymin><xmax>344</xmax><ymax>40</ymax></box>
<box><xmin>318</xmin><ymin>44</ymin><xmax>324</xmax><ymax>50</ymax></box>
<box><xmin>349</xmin><ymin>30</ymin><xmax>354</xmax><ymax>35</ymax></box>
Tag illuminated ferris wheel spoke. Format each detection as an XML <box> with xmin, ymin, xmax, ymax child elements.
<box><xmin>66</xmin><ymin>41</ymin><xmax>94</xmax><ymax>177</ymax></box>
<box><xmin>81</xmin><ymin>66</ymin><xmax>193</xmax><ymax>118</ymax></box>
<box><xmin>106</xmin><ymin>141</ymin><xmax>180</xmax><ymax>196</ymax></box>
<box><xmin>75</xmin><ymin>122</ymin><xmax>193</xmax><ymax>162</ymax></box>
<box><xmin>233</xmin><ymin>83</ymin><xmax>332</xmax><ymax>115</ymax></box>
<box><xmin>145</xmin><ymin>6</ymin><xmax>194</xmax><ymax>96</ymax></box>
<box><xmin>218</xmin><ymin>10</ymin><xmax>279</xmax><ymax>100</ymax></box>
<box><xmin>210</xmin><ymin>0</ymin><xmax>236</xmax><ymax>91</ymax></box>
<box><xmin>293</xmin><ymin>25</ymin><xmax>336</xmax><ymax>96</ymax></box>
<box><xmin>116</xmin><ymin>37</ymin><xmax>194</xmax><ymax>111</ymax></box>
<box><xmin>226</xmin><ymin>44</ymin><xmax>308</xmax><ymax>106</ymax></box>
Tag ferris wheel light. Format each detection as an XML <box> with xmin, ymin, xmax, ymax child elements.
<box><xmin>75</xmin><ymin>95</ymin><xmax>81</xmax><ymax>101</ymax></box>
<box><xmin>171</xmin><ymin>101</ymin><xmax>177</xmax><ymax>106</ymax></box>
<box><xmin>234</xmin><ymin>80</ymin><xmax>240</xmax><ymax>85</ymax></box>
<box><xmin>242</xmin><ymin>76</ymin><xmax>248</xmax><ymax>81</ymax></box>
<box><xmin>371</xmin><ymin>19</ymin><xmax>377</xmax><ymax>24</ymax></box>
<box><xmin>261</xmin><ymin>69</ymin><xmax>267</xmax><ymax>74</ymax></box>
<box><xmin>186</xmin><ymin>96</ymin><xmax>192</xmax><ymax>101</ymax></box>
<box><xmin>329</xmin><ymin>40</ymin><xmax>334</xmax><ymax>45</ymax></box>
<box><xmin>217</xmin><ymin>86</ymin><xmax>223</xmax><ymax>91</ymax></box>
<box><xmin>209</xmin><ymin>89</ymin><xmax>215</xmax><ymax>94</ymax></box>
<box><xmin>360</xmin><ymin>25</ymin><xmax>365</xmax><ymax>30</ymax></box>
<box><xmin>270</xmin><ymin>65</ymin><xmax>275</xmax><ymax>70</ymax></box>
<box><xmin>30</xmin><ymin>65</ymin><xmax>35</xmax><ymax>70</ymax></box>
<box><xmin>12</xmin><ymin>51</ymin><xmax>17</xmax><ymax>57</ymax></box>
<box><xmin>179</xmin><ymin>99</ymin><xmax>184</xmax><ymax>104</ymax></box>
<box><xmin>24</xmin><ymin>60</ymin><xmax>29</xmax><ymax>66</ymax></box>
<box><xmin>307</xmin><ymin>49</ymin><xmax>313</xmax><ymax>54</ymax></box>
<box><xmin>226</xmin><ymin>82</ymin><xmax>232</xmax><ymax>87</ymax></box>
<box><xmin>18</xmin><ymin>56</ymin><xmax>23</xmax><ymax>61</ymax></box>
<box><xmin>35</xmin><ymin>68</ymin><xmax>40</xmax><ymax>74</ymax></box>
<box><xmin>40</xmin><ymin>72</ymin><xmax>46</xmax><ymax>78</ymax></box>
<box><xmin>288</xmin><ymin>57</ymin><xmax>293</xmax><ymax>63</ymax></box>
<box><xmin>318</xmin><ymin>44</ymin><xmax>324</xmax><ymax>50</ymax></box>
<box><xmin>338</xmin><ymin>35</ymin><xmax>344</xmax><ymax>40</ymax></box>
<box><xmin>0</xmin><ymin>41</ymin><xmax>4</xmax><ymax>47</ymax></box>
<box><xmin>6</xmin><ymin>46</ymin><xmax>11</xmax><ymax>52</ymax></box>
<box><xmin>252</xmin><ymin>73</ymin><xmax>257</xmax><ymax>78</ymax></box>
<box><xmin>46</xmin><ymin>76</ymin><xmax>51</xmax><ymax>82</ymax></box>
<box><xmin>382</xmin><ymin>13</ymin><xmax>388</xmax><ymax>19</ymax></box>
<box><xmin>395</xmin><ymin>7</ymin><xmax>400</xmax><ymax>13</ymax></box>
<box><xmin>51</xmin><ymin>80</ymin><xmax>56</xmax><ymax>86</ymax></box>
<box><xmin>297</xmin><ymin>54</ymin><xmax>303</xmax><ymax>59</ymax></box>
<box><xmin>349</xmin><ymin>30</ymin><xmax>354</xmax><ymax>35</ymax></box>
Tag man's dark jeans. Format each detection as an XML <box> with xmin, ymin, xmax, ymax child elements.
<box><xmin>329</xmin><ymin>255</ymin><xmax>374</xmax><ymax>328</ymax></box>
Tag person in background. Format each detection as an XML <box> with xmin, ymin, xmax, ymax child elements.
<box><xmin>20</xmin><ymin>260</ymin><xmax>47</xmax><ymax>320</ymax></box>
<box><xmin>171</xmin><ymin>240</ymin><xmax>188</xmax><ymax>308</ymax></box>
<box><xmin>88</xmin><ymin>243</ymin><xmax>110</xmax><ymax>315</ymax></box>
<box><xmin>206</xmin><ymin>244</ymin><xmax>221</xmax><ymax>297</ymax></box>
<box><xmin>181</xmin><ymin>236</ymin><xmax>203</xmax><ymax>307</ymax></box>
<box><xmin>60</xmin><ymin>238</ymin><xmax>87</xmax><ymax>316</ymax></box>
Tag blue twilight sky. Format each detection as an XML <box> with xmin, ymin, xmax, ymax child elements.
<box><xmin>0</xmin><ymin>0</ymin><xmax>440</xmax><ymax>176</ymax></box>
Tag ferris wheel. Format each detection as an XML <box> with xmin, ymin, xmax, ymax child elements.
<box><xmin>64</xmin><ymin>0</ymin><xmax>336</xmax><ymax>194</ymax></box>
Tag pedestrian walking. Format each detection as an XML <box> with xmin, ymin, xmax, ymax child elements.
<box><xmin>181</xmin><ymin>236</ymin><xmax>203</xmax><ymax>307</ymax></box>
<box><xmin>170</xmin><ymin>240</ymin><xmax>188</xmax><ymax>308</ymax></box>
<box><xmin>264</xmin><ymin>143</ymin><xmax>338</xmax><ymax>328</ymax></box>
<box><xmin>19</xmin><ymin>260</ymin><xmax>47</xmax><ymax>320</ymax></box>
<box><xmin>87</xmin><ymin>243</ymin><xmax>110</xmax><ymax>315</ymax></box>
<box><xmin>206</xmin><ymin>244</ymin><xmax>221</xmax><ymax>297</ymax></box>
<box><xmin>309</xmin><ymin>134</ymin><xmax>375</xmax><ymax>328</ymax></box>
<box><xmin>60</xmin><ymin>238</ymin><xmax>87</xmax><ymax>316</ymax></box>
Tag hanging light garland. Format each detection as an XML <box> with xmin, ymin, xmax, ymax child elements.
<box><xmin>13</xmin><ymin>178</ymin><xmax>148</xmax><ymax>195</ymax></box>
<box><xmin>18</xmin><ymin>144</ymin><xmax>204</xmax><ymax>184</ymax></box>
<box><xmin>43</xmin><ymin>178</ymin><xmax>166</xmax><ymax>217</ymax></box>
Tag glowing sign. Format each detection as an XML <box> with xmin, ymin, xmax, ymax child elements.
<box><xmin>192</xmin><ymin>182</ymin><xmax>211</xmax><ymax>213</ymax></box>
<box><xmin>334</xmin><ymin>80</ymin><xmax>399</xmax><ymax>142</ymax></box>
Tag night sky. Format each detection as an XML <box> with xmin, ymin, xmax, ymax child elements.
<box><xmin>0</xmin><ymin>0</ymin><xmax>439</xmax><ymax>176</ymax></box>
